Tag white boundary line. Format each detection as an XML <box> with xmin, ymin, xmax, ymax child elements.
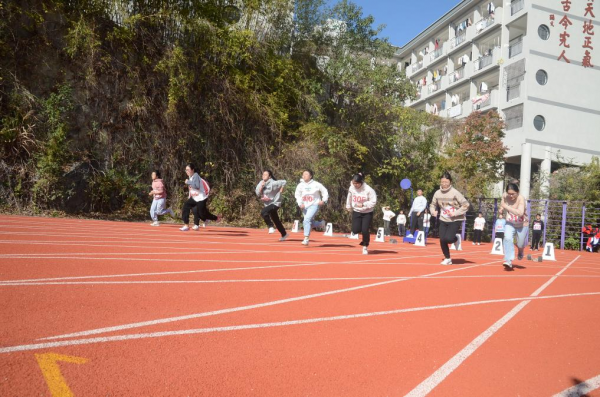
<box><xmin>38</xmin><ymin>263</ymin><xmax>486</xmax><ymax>341</ymax></box>
<box><xmin>1</xmin><ymin>290</ymin><xmax>598</xmax><ymax>354</ymax></box>
<box><xmin>404</xmin><ymin>255</ymin><xmax>581</xmax><ymax>397</ymax></box>
<box><xmin>553</xmin><ymin>374</ymin><xmax>600</xmax><ymax>397</ymax></box>
<box><xmin>3</xmin><ymin>273</ymin><xmax>600</xmax><ymax>287</ymax></box>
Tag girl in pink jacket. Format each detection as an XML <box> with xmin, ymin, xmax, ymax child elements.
<box><xmin>149</xmin><ymin>170</ymin><xmax>174</xmax><ymax>226</ymax></box>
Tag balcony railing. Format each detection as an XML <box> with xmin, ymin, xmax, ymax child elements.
<box><xmin>450</xmin><ymin>33</ymin><xmax>467</xmax><ymax>49</ymax></box>
<box><xmin>448</xmin><ymin>104</ymin><xmax>462</xmax><ymax>118</ymax></box>
<box><xmin>449</xmin><ymin>66</ymin><xmax>466</xmax><ymax>83</ymax></box>
<box><xmin>474</xmin><ymin>54</ymin><xmax>493</xmax><ymax>71</ymax></box>
<box><xmin>411</xmin><ymin>60</ymin><xmax>423</xmax><ymax>73</ymax></box>
<box><xmin>509</xmin><ymin>40</ymin><xmax>523</xmax><ymax>58</ymax></box>
<box><xmin>507</xmin><ymin>84</ymin><xmax>521</xmax><ymax>101</ymax></box>
<box><xmin>428</xmin><ymin>81</ymin><xmax>441</xmax><ymax>94</ymax></box>
<box><xmin>430</xmin><ymin>47</ymin><xmax>444</xmax><ymax>61</ymax></box>
<box><xmin>475</xmin><ymin>16</ymin><xmax>495</xmax><ymax>35</ymax></box>
<box><xmin>511</xmin><ymin>0</ymin><xmax>524</xmax><ymax>16</ymax></box>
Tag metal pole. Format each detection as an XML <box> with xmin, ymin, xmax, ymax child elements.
<box><xmin>543</xmin><ymin>200</ymin><xmax>549</xmax><ymax>247</ymax></box>
<box><xmin>462</xmin><ymin>219</ymin><xmax>466</xmax><ymax>241</ymax></box>
<box><xmin>581</xmin><ymin>205</ymin><xmax>586</xmax><ymax>251</ymax></box>
<box><xmin>525</xmin><ymin>200</ymin><xmax>531</xmax><ymax>247</ymax></box>
<box><xmin>492</xmin><ymin>198</ymin><xmax>498</xmax><ymax>240</ymax></box>
<box><xmin>560</xmin><ymin>201</ymin><xmax>567</xmax><ymax>250</ymax></box>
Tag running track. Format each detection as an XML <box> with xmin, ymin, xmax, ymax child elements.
<box><xmin>1</xmin><ymin>215</ymin><xmax>599</xmax><ymax>396</ymax></box>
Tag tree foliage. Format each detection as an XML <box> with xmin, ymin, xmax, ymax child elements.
<box><xmin>0</xmin><ymin>0</ymin><xmax>503</xmax><ymax>229</ymax></box>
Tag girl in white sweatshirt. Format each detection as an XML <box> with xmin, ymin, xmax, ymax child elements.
<box><xmin>346</xmin><ymin>173</ymin><xmax>377</xmax><ymax>254</ymax></box>
<box><xmin>294</xmin><ymin>170</ymin><xmax>329</xmax><ymax>246</ymax></box>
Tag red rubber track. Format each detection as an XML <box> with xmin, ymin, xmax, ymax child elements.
<box><xmin>1</xmin><ymin>215</ymin><xmax>599</xmax><ymax>396</ymax></box>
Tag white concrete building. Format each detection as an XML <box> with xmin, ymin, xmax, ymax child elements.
<box><xmin>394</xmin><ymin>0</ymin><xmax>600</xmax><ymax>197</ymax></box>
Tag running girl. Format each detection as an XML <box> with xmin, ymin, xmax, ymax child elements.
<box><xmin>294</xmin><ymin>170</ymin><xmax>328</xmax><ymax>246</ymax></box>
<box><xmin>429</xmin><ymin>172</ymin><xmax>469</xmax><ymax>265</ymax></box>
<box><xmin>149</xmin><ymin>170</ymin><xmax>174</xmax><ymax>226</ymax></box>
<box><xmin>256</xmin><ymin>170</ymin><xmax>288</xmax><ymax>241</ymax></box>
<box><xmin>500</xmin><ymin>183</ymin><xmax>528</xmax><ymax>271</ymax></box>
<box><xmin>346</xmin><ymin>173</ymin><xmax>377</xmax><ymax>255</ymax></box>
<box><xmin>180</xmin><ymin>163</ymin><xmax>219</xmax><ymax>231</ymax></box>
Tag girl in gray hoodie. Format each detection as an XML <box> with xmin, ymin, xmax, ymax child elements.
<box><xmin>255</xmin><ymin>170</ymin><xmax>288</xmax><ymax>241</ymax></box>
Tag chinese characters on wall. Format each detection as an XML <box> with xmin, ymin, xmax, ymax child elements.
<box><xmin>551</xmin><ymin>0</ymin><xmax>595</xmax><ymax>67</ymax></box>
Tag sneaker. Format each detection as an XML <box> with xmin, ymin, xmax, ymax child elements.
<box><xmin>517</xmin><ymin>253</ymin><xmax>524</xmax><ymax>260</ymax></box>
<box><xmin>301</xmin><ymin>238</ymin><xmax>309</xmax><ymax>246</ymax></box>
<box><xmin>268</xmin><ymin>227</ymin><xmax>275</xmax><ymax>234</ymax></box>
<box><xmin>362</xmin><ymin>246</ymin><xmax>368</xmax><ymax>255</ymax></box>
<box><xmin>279</xmin><ymin>234</ymin><xmax>288</xmax><ymax>242</ymax></box>
<box><xmin>477</xmin><ymin>242</ymin><xmax>481</xmax><ymax>246</ymax></box>
<box><xmin>472</xmin><ymin>242</ymin><xmax>476</xmax><ymax>245</ymax></box>
<box><xmin>503</xmin><ymin>262</ymin><xmax>514</xmax><ymax>271</ymax></box>
<box><xmin>192</xmin><ymin>225</ymin><xmax>200</xmax><ymax>231</ymax></box>
<box><xmin>151</xmin><ymin>221</ymin><xmax>160</xmax><ymax>227</ymax></box>
<box><xmin>455</xmin><ymin>234</ymin><xmax>462</xmax><ymax>251</ymax></box>
<box><xmin>180</xmin><ymin>226</ymin><xmax>189</xmax><ymax>231</ymax></box>
<box><xmin>440</xmin><ymin>258</ymin><xmax>452</xmax><ymax>265</ymax></box>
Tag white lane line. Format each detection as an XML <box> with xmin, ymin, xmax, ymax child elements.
<box><xmin>38</xmin><ymin>263</ymin><xmax>485</xmax><ymax>341</ymax></box>
<box><xmin>553</xmin><ymin>374</ymin><xmax>600</xmax><ymax>397</ymax></box>
<box><xmin>4</xmin><ymin>273</ymin><xmax>600</xmax><ymax>287</ymax></box>
<box><xmin>2</xmin><ymin>290</ymin><xmax>598</xmax><ymax>355</ymax></box>
<box><xmin>0</xmin><ymin>250</ymin><xmax>484</xmax><ymax>284</ymax></box>
<box><xmin>404</xmin><ymin>255</ymin><xmax>581</xmax><ymax>397</ymax></box>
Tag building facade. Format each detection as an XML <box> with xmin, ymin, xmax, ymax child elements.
<box><xmin>394</xmin><ymin>0</ymin><xmax>600</xmax><ymax>197</ymax></box>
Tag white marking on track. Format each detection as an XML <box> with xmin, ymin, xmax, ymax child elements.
<box><xmin>38</xmin><ymin>263</ymin><xmax>485</xmax><ymax>341</ymax></box>
<box><xmin>553</xmin><ymin>374</ymin><xmax>600</xmax><ymax>397</ymax></box>
<box><xmin>4</xmin><ymin>273</ymin><xmax>600</xmax><ymax>287</ymax></box>
<box><xmin>404</xmin><ymin>255</ymin><xmax>581</xmax><ymax>397</ymax></box>
<box><xmin>1</xmin><ymin>290</ymin><xmax>598</xmax><ymax>354</ymax></box>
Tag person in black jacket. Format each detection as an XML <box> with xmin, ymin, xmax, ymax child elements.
<box><xmin>531</xmin><ymin>214</ymin><xmax>544</xmax><ymax>251</ymax></box>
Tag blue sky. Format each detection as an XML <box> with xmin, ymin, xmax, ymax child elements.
<box><xmin>326</xmin><ymin>0</ymin><xmax>461</xmax><ymax>47</ymax></box>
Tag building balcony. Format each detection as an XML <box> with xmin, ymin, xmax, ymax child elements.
<box><xmin>472</xmin><ymin>89</ymin><xmax>499</xmax><ymax>111</ymax></box>
<box><xmin>472</xmin><ymin>47</ymin><xmax>500</xmax><ymax>77</ymax></box>
<box><xmin>428</xmin><ymin>81</ymin><xmax>442</xmax><ymax>95</ymax></box>
<box><xmin>448</xmin><ymin>103</ymin><xmax>462</xmax><ymax>118</ymax></box>
<box><xmin>429</xmin><ymin>46</ymin><xmax>445</xmax><ymax>63</ymax></box>
<box><xmin>509</xmin><ymin>39</ymin><xmax>523</xmax><ymax>58</ymax></box>
<box><xmin>511</xmin><ymin>0</ymin><xmax>524</xmax><ymax>16</ymax></box>
<box><xmin>474</xmin><ymin>16</ymin><xmax>498</xmax><ymax>37</ymax></box>
<box><xmin>410</xmin><ymin>60</ymin><xmax>424</xmax><ymax>75</ymax></box>
<box><xmin>448</xmin><ymin>65</ymin><xmax>468</xmax><ymax>85</ymax></box>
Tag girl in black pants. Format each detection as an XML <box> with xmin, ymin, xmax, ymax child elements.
<box><xmin>429</xmin><ymin>172</ymin><xmax>470</xmax><ymax>265</ymax></box>
<box><xmin>346</xmin><ymin>173</ymin><xmax>377</xmax><ymax>255</ymax></box>
<box><xmin>255</xmin><ymin>170</ymin><xmax>288</xmax><ymax>241</ymax></box>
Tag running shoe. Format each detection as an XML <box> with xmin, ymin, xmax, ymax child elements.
<box><xmin>151</xmin><ymin>221</ymin><xmax>160</xmax><ymax>227</ymax></box>
<box><xmin>279</xmin><ymin>234</ymin><xmax>288</xmax><ymax>242</ymax></box>
<box><xmin>301</xmin><ymin>237</ymin><xmax>309</xmax><ymax>246</ymax></box>
<box><xmin>440</xmin><ymin>258</ymin><xmax>452</xmax><ymax>265</ymax></box>
<box><xmin>362</xmin><ymin>246</ymin><xmax>368</xmax><ymax>255</ymax></box>
<box><xmin>192</xmin><ymin>225</ymin><xmax>200</xmax><ymax>231</ymax></box>
<box><xmin>268</xmin><ymin>227</ymin><xmax>275</xmax><ymax>234</ymax></box>
<box><xmin>180</xmin><ymin>226</ymin><xmax>189</xmax><ymax>231</ymax></box>
<box><xmin>477</xmin><ymin>242</ymin><xmax>480</xmax><ymax>246</ymax></box>
<box><xmin>503</xmin><ymin>262</ymin><xmax>514</xmax><ymax>271</ymax></box>
<box><xmin>455</xmin><ymin>234</ymin><xmax>462</xmax><ymax>250</ymax></box>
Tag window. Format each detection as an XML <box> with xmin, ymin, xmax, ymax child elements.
<box><xmin>534</xmin><ymin>115</ymin><xmax>546</xmax><ymax>131</ymax></box>
<box><xmin>538</xmin><ymin>25</ymin><xmax>550</xmax><ymax>40</ymax></box>
<box><xmin>536</xmin><ymin>70</ymin><xmax>548</xmax><ymax>85</ymax></box>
